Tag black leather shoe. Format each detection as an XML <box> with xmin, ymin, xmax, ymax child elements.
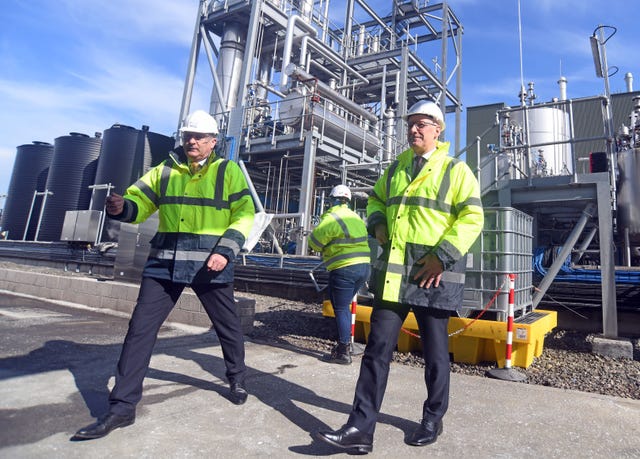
<box><xmin>229</xmin><ymin>382</ymin><xmax>248</xmax><ymax>405</ymax></box>
<box><xmin>71</xmin><ymin>413</ymin><xmax>135</xmax><ymax>441</ymax></box>
<box><xmin>406</xmin><ymin>419</ymin><xmax>443</xmax><ymax>446</ymax></box>
<box><xmin>315</xmin><ymin>425</ymin><xmax>373</xmax><ymax>454</ymax></box>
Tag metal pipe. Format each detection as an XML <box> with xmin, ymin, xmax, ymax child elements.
<box><xmin>300</xmin><ymin>36</ymin><xmax>370</xmax><ymax>85</ymax></box>
<box><xmin>571</xmin><ymin>225</ymin><xmax>597</xmax><ymax>264</ymax></box>
<box><xmin>238</xmin><ymin>160</ymin><xmax>283</xmax><ymax>255</ymax></box>
<box><xmin>200</xmin><ymin>24</ymin><xmax>226</xmax><ymax>116</ymax></box>
<box><xmin>285</xmin><ymin>64</ymin><xmax>378</xmax><ymax>124</ymax></box>
<box><xmin>279</xmin><ymin>15</ymin><xmax>318</xmax><ymax>91</ymax></box>
<box><xmin>177</xmin><ymin>0</ymin><xmax>207</xmax><ymax>143</ymax></box>
<box><xmin>34</xmin><ymin>190</ymin><xmax>53</xmax><ymax>242</ymax></box>
<box><xmin>532</xmin><ymin>203</ymin><xmax>596</xmax><ymax>308</ymax></box>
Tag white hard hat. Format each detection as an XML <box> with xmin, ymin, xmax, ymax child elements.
<box><xmin>330</xmin><ymin>184</ymin><xmax>351</xmax><ymax>200</ymax></box>
<box><xmin>403</xmin><ymin>100</ymin><xmax>445</xmax><ymax>130</ymax></box>
<box><xmin>180</xmin><ymin>110</ymin><xmax>219</xmax><ymax>134</ymax></box>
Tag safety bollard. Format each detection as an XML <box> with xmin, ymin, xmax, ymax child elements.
<box><xmin>486</xmin><ymin>273</ymin><xmax>527</xmax><ymax>382</ymax></box>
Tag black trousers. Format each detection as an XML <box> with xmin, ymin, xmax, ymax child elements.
<box><xmin>108</xmin><ymin>277</ymin><xmax>246</xmax><ymax>416</ymax></box>
<box><xmin>347</xmin><ymin>300</ymin><xmax>451</xmax><ymax>435</ymax></box>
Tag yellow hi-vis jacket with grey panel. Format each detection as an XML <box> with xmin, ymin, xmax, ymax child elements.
<box><xmin>308</xmin><ymin>203</ymin><xmax>370</xmax><ymax>271</ymax></box>
<box><xmin>114</xmin><ymin>149</ymin><xmax>255</xmax><ymax>284</ymax></box>
<box><xmin>366</xmin><ymin>141</ymin><xmax>483</xmax><ymax>311</ymax></box>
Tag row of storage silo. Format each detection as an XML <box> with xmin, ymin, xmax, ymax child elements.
<box><xmin>1</xmin><ymin>124</ymin><xmax>174</xmax><ymax>242</ymax></box>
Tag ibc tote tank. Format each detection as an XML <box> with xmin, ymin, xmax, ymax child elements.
<box><xmin>0</xmin><ymin>141</ymin><xmax>54</xmax><ymax>240</ymax></box>
<box><xmin>38</xmin><ymin>132</ymin><xmax>102</xmax><ymax>241</ymax></box>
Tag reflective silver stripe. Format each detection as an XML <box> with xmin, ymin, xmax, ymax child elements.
<box><xmin>148</xmin><ymin>248</ymin><xmax>210</xmax><ymax>262</ymax></box>
<box><xmin>217</xmin><ymin>237</ymin><xmax>241</xmax><ymax>254</ymax></box>
<box><xmin>309</xmin><ymin>233</ymin><xmax>324</xmax><ymax>250</ymax></box>
<box><xmin>133</xmin><ymin>178</ymin><xmax>159</xmax><ymax>207</ymax></box>
<box><xmin>159</xmin><ymin>195</ymin><xmax>229</xmax><ymax>208</ymax></box>
<box><xmin>159</xmin><ymin>163</ymin><xmax>173</xmax><ymax>199</ymax></box>
<box><xmin>385</xmin><ymin>160</ymin><xmax>401</xmax><ymax>206</ymax></box>
<box><xmin>436</xmin><ymin>159</ymin><xmax>455</xmax><ymax>208</ymax></box>
<box><xmin>330</xmin><ymin>211</ymin><xmax>350</xmax><ymax>237</ymax></box>
<box><xmin>214</xmin><ymin>159</ymin><xmax>228</xmax><ymax>209</ymax></box>
<box><xmin>379</xmin><ymin>260</ymin><xmax>466</xmax><ymax>284</ymax></box>
<box><xmin>388</xmin><ymin>195</ymin><xmax>452</xmax><ymax>214</ymax></box>
<box><xmin>324</xmin><ymin>235</ymin><xmax>369</xmax><ymax>247</ymax></box>
<box><xmin>325</xmin><ymin>251</ymin><xmax>371</xmax><ymax>267</ymax></box>
<box><xmin>149</xmin><ymin>248</ymin><xmax>175</xmax><ymax>259</ymax></box>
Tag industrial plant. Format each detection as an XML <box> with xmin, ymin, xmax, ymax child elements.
<box><xmin>1</xmin><ymin>0</ymin><xmax>639</xmax><ymax>352</ymax></box>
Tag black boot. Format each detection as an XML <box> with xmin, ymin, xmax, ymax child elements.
<box><xmin>325</xmin><ymin>342</ymin><xmax>351</xmax><ymax>365</ymax></box>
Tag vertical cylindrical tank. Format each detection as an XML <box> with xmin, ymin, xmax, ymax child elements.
<box><xmin>38</xmin><ymin>132</ymin><xmax>102</xmax><ymax>241</ymax></box>
<box><xmin>616</xmin><ymin>147</ymin><xmax>640</xmax><ymax>244</ymax></box>
<box><xmin>210</xmin><ymin>21</ymin><xmax>247</xmax><ymax>118</ymax></box>
<box><xmin>511</xmin><ymin>106</ymin><xmax>573</xmax><ymax>176</ymax></box>
<box><xmin>1</xmin><ymin>141</ymin><xmax>54</xmax><ymax>240</ymax></box>
<box><xmin>90</xmin><ymin>124</ymin><xmax>174</xmax><ymax>241</ymax></box>
<box><xmin>144</xmin><ymin>128</ymin><xmax>176</xmax><ymax>170</ymax></box>
<box><xmin>92</xmin><ymin>124</ymin><xmax>141</xmax><ymax>200</ymax></box>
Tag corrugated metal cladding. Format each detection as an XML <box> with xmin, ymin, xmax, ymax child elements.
<box><xmin>90</xmin><ymin>124</ymin><xmax>175</xmax><ymax>242</ymax></box>
<box><xmin>1</xmin><ymin>141</ymin><xmax>54</xmax><ymax>240</ymax></box>
<box><xmin>38</xmin><ymin>133</ymin><xmax>102</xmax><ymax>241</ymax></box>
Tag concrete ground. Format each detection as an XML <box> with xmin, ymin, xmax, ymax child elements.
<box><xmin>1</xmin><ymin>290</ymin><xmax>640</xmax><ymax>458</ymax></box>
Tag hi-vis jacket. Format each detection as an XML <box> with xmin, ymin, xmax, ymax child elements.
<box><xmin>114</xmin><ymin>148</ymin><xmax>255</xmax><ymax>284</ymax></box>
<box><xmin>366</xmin><ymin>141</ymin><xmax>483</xmax><ymax>310</ymax></box>
<box><xmin>308</xmin><ymin>203</ymin><xmax>370</xmax><ymax>271</ymax></box>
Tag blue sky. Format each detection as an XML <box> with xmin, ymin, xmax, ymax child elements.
<box><xmin>1</xmin><ymin>0</ymin><xmax>639</xmax><ymax>200</ymax></box>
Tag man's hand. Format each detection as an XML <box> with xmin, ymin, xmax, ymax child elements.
<box><xmin>105</xmin><ymin>193</ymin><xmax>125</xmax><ymax>216</ymax></box>
<box><xmin>374</xmin><ymin>224</ymin><xmax>389</xmax><ymax>245</ymax></box>
<box><xmin>206</xmin><ymin>253</ymin><xmax>228</xmax><ymax>272</ymax></box>
<box><xmin>413</xmin><ymin>253</ymin><xmax>444</xmax><ymax>288</ymax></box>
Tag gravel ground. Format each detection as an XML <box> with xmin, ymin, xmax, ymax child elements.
<box><xmin>1</xmin><ymin>261</ymin><xmax>638</xmax><ymax>400</ymax></box>
<box><xmin>242</xmin><ymin>292</ymin><xmax>640</xmax><ymax>400</ymax></box>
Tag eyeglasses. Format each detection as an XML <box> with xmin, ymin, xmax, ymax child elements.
<box><xmin>181</xmin><ymin>132</ymin><xmax>212</xmax><ymax>142</ymax></box>
<box><xmin>408</xmin><ymin>121</ymin><xmax>439</xmax><ymax>130</ymax></box>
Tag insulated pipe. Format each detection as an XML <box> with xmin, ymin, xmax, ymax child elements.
<box><xmin>285</xmin><ymin>64</ymin><xmax>378</xmax><ymax>125</ymax></box>
<box><xmin>279</xmin><ymin>15</ymin><xmax>318</xmax><ymax>91</ymax></box>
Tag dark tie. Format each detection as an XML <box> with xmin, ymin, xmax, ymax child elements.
<box><xmin>412</xmin><ymin>155</ymin><xmax>425</xmax><ymax>179</ymax></box>
<box><xmin>190</xmin><ymin>162</ymin><xmax>202</xmax><ymax>174</ymax></box>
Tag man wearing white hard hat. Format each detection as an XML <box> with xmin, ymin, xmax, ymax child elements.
<box><xmin>73</xmin><ymin>110</ymin><xmax>255</xmax><ymax>440</ymax></box>
<box><xmin>309</xmin><ymin>184</ymin><xmax>370</xmax><ymax>365</ymax></box>
<box><xmin>316</xmin><ymin>100</ymin><xmax>483</xmax><ymax>453</ymax></box>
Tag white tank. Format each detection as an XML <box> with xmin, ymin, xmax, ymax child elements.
<box><xmin>512</xmin><ymin>106</ymin><xmax>573</xmax><ymax>176</ymax></box>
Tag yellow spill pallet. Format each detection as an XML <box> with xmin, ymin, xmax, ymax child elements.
<box><xmin>322</xmin><ymin>300</ymin><xmax>557</xmax><ymax>369</ymax></box>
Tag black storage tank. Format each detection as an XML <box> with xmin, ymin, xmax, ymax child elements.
<box><xmin>1</xmin><ymin>141</ymin><xmax>54</xmax><ymax>240</ymax></box>
<box><xmin>38</xmin><ymin>132</ymin><xmax>102</xmax><ymax>241</ymax></box>
<box><xmin>90</xmin><ymin>124</ymin><xmax>174</xmax><ymax>242</ymax></box>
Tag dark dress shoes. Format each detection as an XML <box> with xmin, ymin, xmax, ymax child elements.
<box><xmin>315</xmin><ymin>425</ymin><xmax>373</xmax><ymax>454</ymax></box>
<box><xmin>406</xmin><ymin>419</ymin><xmax>443</xmax><ymax>446</ymax></box>
<box><xmin>71</xmin><ymin>413</ymin><xmax>135</xmax><ymax>441</ymax></box>
<box><xmin>229</xmin><ymin>382</ymin><xmax>248</xmax><ymax>405</ymax></box>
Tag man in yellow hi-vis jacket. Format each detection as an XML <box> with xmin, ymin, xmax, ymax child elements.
<box><xmin>309</xmin><ymin>184</ymin><xmax>370</xmax><ymax>365</ymax></box>
<box><xmin>73</xmin><ymin>110</ymin><xmax>255</xmax><ymax>441</ymax></box>
<box><xmin>316</xmin><ymin>101</ymin><xmax>483</xmax><ymax>454</ymax></box>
